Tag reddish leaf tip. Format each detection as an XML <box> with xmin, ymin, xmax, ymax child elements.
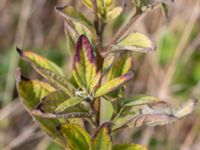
<box><xmin>73</xmin><ymin>35</ymin><xmax>95</xmax><ymax>67</ymax></box>
<box><xmin>121</xmin><ymin>71</ymin><xmax>134</xmax><ymax>80</ymax></box>
<box><xmin>35</xmin><ymin>102</ymin><xmax>45</xmax><ymax>113</ymax></box>
<box><xmin>55</xmin><ymin>6</ymin><xmax>64</xmax><ymax>11</ymax></box>
<box><xmin>56</xmin><ymin>124</ymin><xmax>62</xmax><ymax>131</ymax></box>
<box><xmin>16</xmin><ymin>47</ymin><xmax>23</xmax><ymax>56</ymax></box>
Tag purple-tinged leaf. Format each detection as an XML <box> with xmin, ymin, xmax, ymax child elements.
<box><xmin>73</xmin><ymin>35</ymin><xmax>97</xmax><ymax>91</ymax></box>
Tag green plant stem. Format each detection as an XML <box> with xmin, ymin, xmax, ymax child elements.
<box><xmin>91</xmin><ymin>0</ymin><xmax>100</xmax><ymax>127</ymax></box>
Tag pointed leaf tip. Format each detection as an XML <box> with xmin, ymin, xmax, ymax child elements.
<box><xmin>16</xmin><ymin>47</ymin><xmax>23</xmax><ymax>56</ymax></box>
<box><xmin>74</xmin><ymin>34</ymin><xmax>95</xmax><ymax>64</ymax></box>
<box><xmin>55</xmin><ymin>5</ymin><xmax>64</xmax><ymax>11</ymax></box>
<box><xmin>95</xmin><ymin>72</ymin><xmax>133</xmax><ymax>97</ymax></box>
<box><xmin>73</xmin><ymin>35</ymin><xmax>97</xmax><ymax>91</ymax></box>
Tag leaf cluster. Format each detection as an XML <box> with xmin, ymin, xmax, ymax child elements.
<box><xmin>16</xmin><ymin>0</ymin><xmax>197</xmax><ymax>149</ymax></box>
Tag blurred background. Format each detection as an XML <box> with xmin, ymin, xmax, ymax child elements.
<box><xmin>0</xmin><ymin>0</ymin><xmax>199</xmax><ymax>150</ymax></box>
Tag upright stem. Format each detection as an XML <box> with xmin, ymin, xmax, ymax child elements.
<box><xmin>91</xmin><ymin>0</ymin><xmax>104</xmax><ymax>126</ymax></box>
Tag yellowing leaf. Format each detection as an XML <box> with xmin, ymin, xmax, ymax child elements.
<box><xmin>112</xmin><ymin>144</ymin><xmax>147</xmax><ymax>150</ymax></box>
<box><xmin>17</xmin><ymin>48</ymin><xmax>64</xmax><ymax>76</ymax></box>
<box><xmin>92</xmin><ymin>124</ymin><xmax>112</xmax><ymax>150</ymax></box>
<box><xmin>107</xmin><ymin>53</ymin><xmax>132</xmax><ymax>81</ymax></box>
<box><xmin>57</xmin><ymin>123</ymin><xmax>91</xmax><ymax>150</ymax></box>
<box><xmin>34</xmin><ymin>67</ymin><xmax>74</xmax><ymax>97</ymax></box>
<box><xmin>95</xmin><ymin>72</ymin><xmax>133</xmax><ymax>97</ymax></box>
<box><xmin>107</xmin><ymin>6</ymin><xmax>123</xmax><ymax>20</ymax></box>
<box><xmin>73</xmin><ymin>35</ymin><xmax>97</xmax><ymax>91</ymax></box>
<box><xmin>64</xmin><ymin>21</ymin><xmax>76</xmax><ymax>55</ymax></box>
<box><xmin>100</xmin><ymin>98</ymin><xmax>114</xmax><ymax>124</ymax></box>
<box><xmin>89</xmin><ymin>71</ymin><xmax>102</xmax><ymax>90</ymax></box>
<box><xmin>107</xmin><ymin>53</ymin><xmax>132</xmax><ymax>97</ymax></box>
<box><xmin>113</xmin><ymin>32</ymin><xmax>156</xmax><ymax>53</ymax></box>
<box><xmin>82</xmin><ymin>0</ymin><xmax>108</xmax><ymax>16</ymax></box>
<box><xmin>83</xmin><ymin>0</ymin><xmax>93</xmax><ymax>8</ymax></box>
<box><xmin>16</xmin><ymin>48</ymin><xmax>74</xmax><ymax>96</ymax></box>
<box><xmin>105</xmin><ymin>0</ymin><xmax>112</xmax><ymax>6</ymax></box>
<box><xmin>55</xmin><ymin>97</ymin><xmax>83</xmax><ymax>113</ymax></box>
<box><xmin>102</xmin><ymin>53</ymin><xmax>115</xmax><ymax>74</ymax></box>
<box><xmin>16</xmin><ymin>69</ymin><xmax>66</xmax><ymax>147</ymax></box>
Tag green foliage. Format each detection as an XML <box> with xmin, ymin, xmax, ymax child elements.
<box><xmin>113</xmin><ymin>32</ymin><xmax>156</xmax><ymax>53</ymax></box>
<box><xmin>16</xmin><ymin>0</ymin><xmax>197</xmax><ymax>149</ymax></box>
<box><xmin>92</xmin><ymin>124</ymin><xmax>112</xmax><ymax>150</ymax></box>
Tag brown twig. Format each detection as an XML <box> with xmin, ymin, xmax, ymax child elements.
<box><xmin>102</xmin><ymin>11</ymin><xmax>142</xmax><ymax>57</ymax></box>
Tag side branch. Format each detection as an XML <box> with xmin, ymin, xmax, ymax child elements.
<box><xmin>102</xmin><ymin>11</ymin><xmax>142</xmax><ymax>56</ymax></box>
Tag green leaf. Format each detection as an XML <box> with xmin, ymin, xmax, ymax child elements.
<box><xmin>107</xmin><ymin>53</ymin><xmax>132</xmax><ymax>98</ymax></box>
<box><xmin>55</xmin><ymin>97</ymin><xmax>83</xmax><ymax>113</ymax></box>
<box><xmin>17</xmin><ymin>48</ymin><xmax>64</xmax><ymax>76</ymax></box>
<box><xmin>83</xmin><ymin>0</ymin><xmax>112</xmax><ymax>8</ymax></box>
<box><xmin>16</xmin><ymin>48</ymin><xmax>74</xmax><ymax>96</ymax></box>
<box><xmin>36</xmin><ymin>90</ymin><xmax>69</xmax><ymax>113</ymax></box>
<box><xmin>105</xmin><ymin>0</ymin><xmax>112</xmax><ymax>6</ymax></box>
<box><xmin>92</xmin><ymin>124</ymin><xmax>112</xmax><ymax>150</ymax></box>
<box><xmin>34</xmin><ymin>67</ymin><xmax>74</xmax><ymax>97</ymax></box>
<box><xmin>100</xmin><ymin>98</ymin><xmax>114</xmax><ymax>124</ymax></box>
<box><xmin>64</xmin><ymin>18</ymin><xmax>95</xmax><ymax>55</ymax></box>
<box><xmin>107</xmin><ymin>53</ymin><xmax>132</xmax><ymax>81</ymax></box>
<box><xmin>112</xmin><ymin>143</ymin><xmax>147</xmax><ymax>150</ymax></box>
<box><xmin>102</xmin><ymin>54</ymin><xmax>115</xmax><ymax>74</ymax></box>
<box><xmin>73</xmin><ymin>35</ymin><xmax>97</xmax><ymax>92</ymax></box>
<box><xmin>83</xmin><ymin>0</ymin><xmax>93</xmax><ymax>8</ymax></box>
<box><xmin>74</xmin><ymin>22</ymin><xmax>95</xmax><ymax>44</ymax></box>
<box><xmin>57</xmin><ymin>123</ymin><xmax>91</xmax><ymax>150</ymax></box>
<box><xmin>83</xmin><ymin>0</ymin><xmax>110</xmax><ymax>17</ymax></box>
<box><xmin>95</xmin><ymin>72</ymin><xmax>133</xmax><ymax>97</ymax></box>
<box><xmin>107</xmin><ymin>6</ymin><xmax>123</xmax><ymax>20</ymax></box>
<box><xmin>113</xmin><ymin>32</ymin><xmax>156</xmax><ymax>53</ymax></box>
<box><xmin>56</xmin><ymin>5</ymin><xmax>93</xmax><ymax>31</ymax></box>
<box><xmin>16</xmin><ymin>69</ymin><xmax>66</xmax><ymax>147</ymax></box>
<box><xmin>89</xmin><ymin>71</ymin><xmax>102</xmax><ymax>90</ymax></box>
<box><xmin>64</xmin><ymin>21</ymin><xmax>76</xmax><ymax>55</ymax></box>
